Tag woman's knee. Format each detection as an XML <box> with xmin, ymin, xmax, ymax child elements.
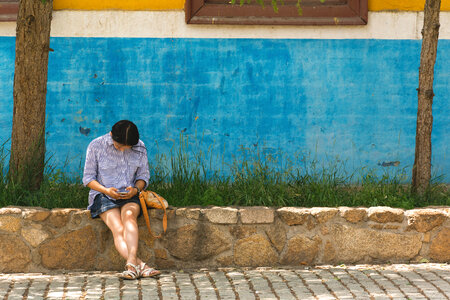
<box><xmin>121</xmin><ymin>203</ymin><xmax>140</xmax><ymax>220</ymax></box>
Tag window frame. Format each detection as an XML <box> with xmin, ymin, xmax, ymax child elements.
<box><xmin>0</xmin><ymin>0</ymin><xmax>18</xmax><ymax>22</ymax></box>
<box><xmin>185</xmin><ymin>0</ymin><xmax>368</xmax><ymax>26</ymax></box>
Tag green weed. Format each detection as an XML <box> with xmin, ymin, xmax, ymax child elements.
<box><xmin>0</xmin><ymin>141</ymin><xmax>88</xmax><ymax>209</ymax></box>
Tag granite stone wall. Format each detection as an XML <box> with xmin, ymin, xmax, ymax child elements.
<box><xmin>0</xmin><ymin>206</ymin><xmax>449</xmax><ymax>273</ymax></box>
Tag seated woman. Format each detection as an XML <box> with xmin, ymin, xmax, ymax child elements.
<box><xmin>82</xmin><ymin>120</ymin><xmax>160</xmax><ymax>279</ymax></box>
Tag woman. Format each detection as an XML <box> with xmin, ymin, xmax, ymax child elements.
<box><xmin>83</xmin><ymin>120</ymin><xmax>160</xmax><ymax>279</ymax></box>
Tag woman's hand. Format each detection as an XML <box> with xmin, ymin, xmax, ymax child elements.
<box><xmin>117</xmin><ymin>186</ymin><xmax>138</xmax><ymax>200</ymax></box>
<box><xmin>103</xmin><ymin>187</ymin><xmax>123</xmax><ymax>200</ymax></box>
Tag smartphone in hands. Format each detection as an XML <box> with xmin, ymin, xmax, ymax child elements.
<box><xmin>117</xmin><ymin>189</ymin><xmax>129</xmax><ymax>195</ymax></box>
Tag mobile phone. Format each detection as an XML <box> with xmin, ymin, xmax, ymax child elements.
<box><xmin>118</xmin><ymin>190</ymin><xmax>129</xmax><ymax>195</ymax></box>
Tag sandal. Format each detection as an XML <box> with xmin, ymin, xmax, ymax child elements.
<box><xmin>139</xmin><ymin>263</ymin><xmax>161</xmax><ymax>278</ymax></box>
<box><xmin>120</xmin><ymin>263</ymin><xmax>140</xmax><ymax>280</ymax></box>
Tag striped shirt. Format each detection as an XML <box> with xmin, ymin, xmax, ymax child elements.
<box><xmin>82</xmin><ymin>133</ymin><xmax>150</xmax><ymax>209</ymax></box>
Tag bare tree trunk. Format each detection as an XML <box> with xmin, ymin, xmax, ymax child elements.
<box><xmin>9</xmin><ymin>0</ymin><xmax>53</xmax><ymax>190</ymax></box>
<box><xmin>412</xmin><ymin>0</ymin><xmax>441</xmax><ymax>194</ymax></box>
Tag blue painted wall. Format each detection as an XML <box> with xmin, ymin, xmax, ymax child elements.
<box><xmin>0</xmin><ymin>37</ymin><xmax>449</xmax><ymax>180</ymax></box>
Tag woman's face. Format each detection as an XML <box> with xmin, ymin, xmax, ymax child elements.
<box><xmin>113</xmin><ymin>140</ymin><xmax>132</xmax><ymax>152</ymax></box>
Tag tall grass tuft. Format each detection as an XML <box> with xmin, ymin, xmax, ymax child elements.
<box><xmin>148</xmin><ymin>135</ymin><xmax>449</xmax><ymax>209</ymax></box>
<box><xmin>0</xmin><ymin>141</ymin><xmax>88</xmax><ymax>209</ymax></box>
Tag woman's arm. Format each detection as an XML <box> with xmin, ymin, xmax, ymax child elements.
<box><xmin>87</xmin><ymin>180</ymin><xmax>122</xmax><ymax>200</ymax></box>
<box><xmin>134</xmin><ymin>142</ymin><xmax>150</xmax><ymax>190</ymax></box>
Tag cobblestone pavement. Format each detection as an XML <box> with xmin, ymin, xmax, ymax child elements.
<box><xmin>1</xmin><ymin>264</ymin><xmax>449</xmax><ymax>300</ymax></box>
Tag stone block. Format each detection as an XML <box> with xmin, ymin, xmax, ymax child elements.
<box><xmin>149</xmin><ymin>208</ymin><xmax>175</xmax><ymax>220</ymax></box>
<box><xmin>47</xmin><ymin>208</ymin><xmax>78</xmax><ymax>228</ymax></box>
<box><xmin>203</xmin><ymin>207</ymin><xmax>238</xmax><ymax>224</ymax></box>
<box><xmin>69</xmin><ymin>210</ymin><xmax>91</xmax><ymax>227</ymax></box>
<box><xmin>281</xmin><ymin>234</ymin><xmax>321</xmax><ymax>265</ymax></box>
<box><xmin>339</xmin><ymin>207</ymin><xmax>367</xmax><ymax>223</ymax></box>
<box><xmin>277</xmin><ymin>207</ymin><xmax>315</xmax><ymax>228</ymax></box>
<box><xmin>321</xmin><ymin>226</ymin><xmax>330</xmax><ymax>235</ymax></box>
<box><xmin>230</xmin><ymin>226</ymin><xmax>257</xmax><ymax>239</ymax></box>
<box><xmin>0</xmin><ymin>233</ymin><xmax>31</xmax><ymax>272</ymax></box>
<box><xmin>0</xmin><ymin>215</ymin><xmax>21</xmax><ymax>232</ymax></box>
<box><xmin>138</xmin><ymin>224</ymin><xmax>156</xmax><ymax>248</ymax></box>
<box><xmin>406</xmin><ymin>209</ymin><xmax>447</xmax><ymax>233</ymax></box>
<box><xmin>323</xmin><ymin>241</ymin><xmax>336</xmax><ymax>262</ymax></box>
<box><xmin>310</xmin><ymin>208</ymin><xmax>338</xmax><ymax>223</ymax></box>
<box><xmin>39</xmin><ymin>225</ymin><xmax>97</xmax><ymax>270</ymax></box>
<box><xmin>234</xmin><ymin>234</ymin><xmax>278</xmax><ymax>266</ymax></box>
<box><xmin>175</xmin><ymin>207</ymin><xmax>201</xmax><ymax>220</ymax></box>
<box><xmin>166</xmin><ymin>224</ymin><xmax>231</xmax><ymax>261</ymax></box>
<box><xmin>22</xmin><ymin>208</ymin><xmax>51</xmax><ymax>221</ymax></box>
<box><xmin>137</xmin><ymin>242</ymin><xmax>154</xmax><ymax>265</ymax></box>
<box><xmin>0</xmin><ymin>207</ymin><xmax>22</xmax><ymax>215</ymax></box>
<box><xmin>22</xmin><ymin>225</ymin><xmax>50</xmax><ymax>247</ymax></box>
<box><xmin>96</xmin><ymin>246</ymin><xmax>123</xmax><ymax>271</ymax></box>
<box><xmin>239</xmin><ymin>207</ymin><xmax>274</xmax><ymax>224</ymax></box>
<box><xmin>155</xmin><ymin>258</ymin><xmax>176</xmax><ymax>269</ymax></box>
<box><xmin>429</xmin><ymin>227</ymin><xmax>450</xmax><ymax>262</ymax></box>
<box><xmin>368</xmin><ymin>207</ymin><xmax>404</xmax><ymax>223</ymax></box>
<box><xmin>98</xmin><ymin>225</ymin><xmax>113</xmax><ymax>253</ymax></box>
<box><xmin>328</xmin><ymin>224</ymin><xmax>422</xmax><ymax>263</ymax></box>
<box><xmin>154</xmin><ymin>248</ymin><xmax>168</xmax><ymax>259</ymax></box>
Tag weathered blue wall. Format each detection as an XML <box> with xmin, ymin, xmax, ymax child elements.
<box><xmin>0</xmin><ymin>37</ymin><xmax>449</xmax><ymax>180</ymax></box>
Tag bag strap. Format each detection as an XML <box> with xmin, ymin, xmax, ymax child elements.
<box><xmin>139</xmin><ymin>191</ymin><xmax>167</xmax><ymax>239</ymax></box>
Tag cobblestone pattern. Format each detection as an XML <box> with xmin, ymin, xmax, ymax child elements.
<box><xmin>1</xmin><ymin>264</ymin><xmax>449</xmax><ymax>300</ymax></box>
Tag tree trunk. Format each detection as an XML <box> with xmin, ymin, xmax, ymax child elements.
<box><xmin>9</xmin><ymin>0</ymin><xmax>53</xmax><ymax>190</ymax></box>
<box><xmin>412</xmin><ymin>0</ymin><xmax>441</xmax><ymax>194</ymax></box>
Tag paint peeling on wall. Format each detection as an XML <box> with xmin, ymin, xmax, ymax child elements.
<box><xmin>378</xmin><ymin>161</ymin><xmax>401</xmax><ymax>167</ymax></box>
<box><xmin>79</xmin><ymin>127</ymin><xmax>91</xmax><ymax>136</ymax></box>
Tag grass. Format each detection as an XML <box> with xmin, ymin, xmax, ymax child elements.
<box><xmin>0</xmin><ymin>137</ymin><xmax>449</xmax><ymax>210</ymax></box>
<box><xmin>0</xmin><ymin>141</ymin><xmax>88</xmax><ymax>209</ymax></box>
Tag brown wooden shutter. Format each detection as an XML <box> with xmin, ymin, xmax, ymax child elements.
<box><xmin>186</xmin><ymin>0</ymin><xmax>368</xmax><ymax>25</ymax></box>
<box><xmin>0</xmin><ymin>0</ymin><xmax>18</xmax><ymax>22</ymax></box>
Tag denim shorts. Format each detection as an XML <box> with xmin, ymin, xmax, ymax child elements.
<box><xmin>89</xmin><ymin>193</ymin><xmax>142</xmax><ymax>219</ymax></box>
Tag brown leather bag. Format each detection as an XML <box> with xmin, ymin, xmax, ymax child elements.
<box><xmin>139</xmin><ymin>190</ymin><xmax>168</xmax><ymax>239</ymax></box>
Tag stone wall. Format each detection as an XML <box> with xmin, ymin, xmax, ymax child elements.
<box><xmin>0</xmin><ymin>206</ymin><xmax>449</xmax><ymax>273</ymax></box>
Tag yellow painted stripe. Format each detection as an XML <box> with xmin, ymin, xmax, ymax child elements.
<box><xmin>53</xmin><ymin>0</ymin><xmax>450</xmax><ymax>11</ymax></box>
<box><xmin>369</xmin><ymin>0</ymin><xmax>450</xmax><ymax>11</ymax></box>
<box><xmin>53</xmin><ymin>0</ymin><xmax>184</xmax><ymax>11</ymax></box>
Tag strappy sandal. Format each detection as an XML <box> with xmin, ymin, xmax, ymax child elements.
<box><xmin>139</xmin><ymin>263</ymin><xmax>161</xmax><ymax>278</ymax></box>
<box><xmin>120</xmin><ymin>263</ymin><xmax>140</xmax><ymax>280</ymax></box>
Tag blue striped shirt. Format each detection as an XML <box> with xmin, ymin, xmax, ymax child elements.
<box><xmin>82</xmin><ymin>133</ymin><xmax>150</xmax><ymax>209</ymax></box>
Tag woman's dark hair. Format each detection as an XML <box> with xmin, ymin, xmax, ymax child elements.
<box><xmin>111</xmin><ymin>120</ymin><xmax>139</xmax><ymax>146</ymax></box>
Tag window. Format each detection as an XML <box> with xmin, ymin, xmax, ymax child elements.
<box><xmin>185</xmin><ymin>0</ymin><xmax>368</xmax><ymax>25</ymax></box>
<box><xmin>0</xmin><ymin>0</ymin><xmax>18</xmax><ymax>22</ymax></box>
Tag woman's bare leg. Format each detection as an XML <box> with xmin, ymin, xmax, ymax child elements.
<box><xmin>100</xmin><ymin>208</ymin><xmax>130</xmax><ymax>260</ymax></box>
<box><xmin>120</xmin><ymin>203</ymin><xmax>141</xmax><ymax>266</ymax></box>
<box><xmin>101</xmin><ymin>204</ymin><xmax>153</xmax><ymax>275</ymax></box>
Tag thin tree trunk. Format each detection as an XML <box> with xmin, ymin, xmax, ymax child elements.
<box><xmin>9</xmin><ymin>0</ymin><xmax>53</xmax><ymax>190</ymax></box>
<box><xmin>412</xmin><ymin>0</ymin><xmax>441</xmax><ymax>194</ymax></box>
